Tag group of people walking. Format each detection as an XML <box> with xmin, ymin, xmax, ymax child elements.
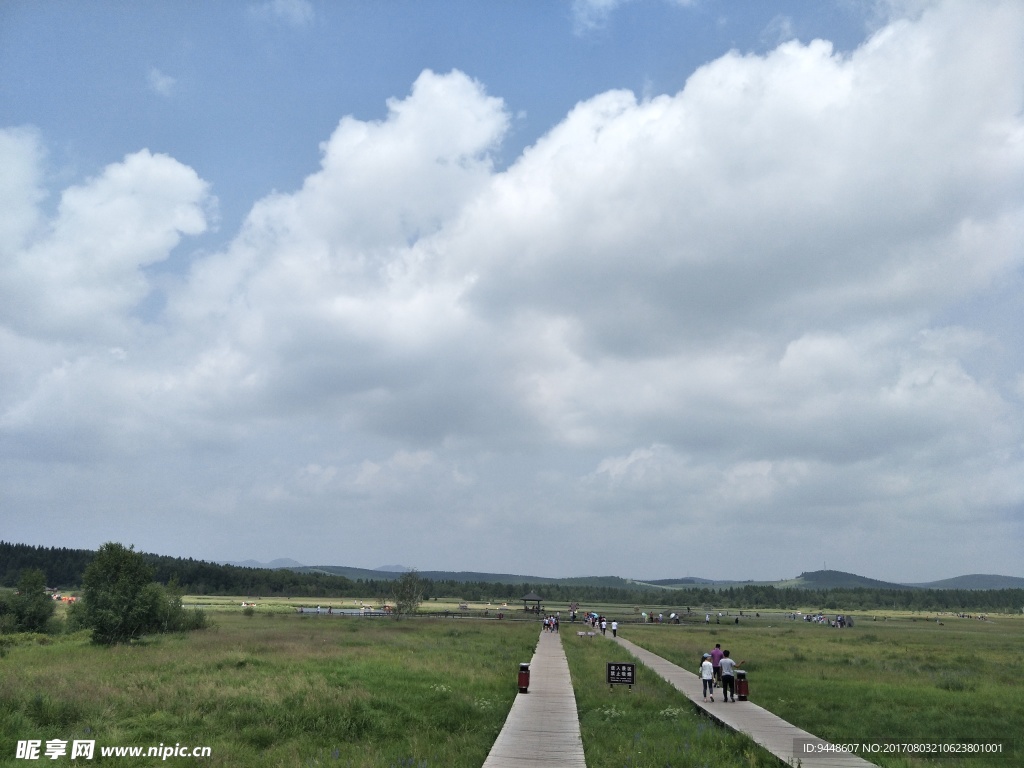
<box><xmin>699</xmin><ymin>643</ymin><xmax>744</xmax><ymax>703</ymax></box>
<box><xmin>577</xmin><ymin>613</ymin><xmax>620</xmax><ymax>637</ymax></box>
<box><xmin>590</xmin><ymin>614</ymin><xmax>618</xmax><ymax>637</ymax></box>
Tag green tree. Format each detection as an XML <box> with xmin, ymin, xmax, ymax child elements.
<box><xmin>12</xmin><ymin>569</ymin><xmax>55</xmax><ymax>632</ymax></box>
<box><xmin>392</xmin><ymin>569</ymin><xmax>424</xmax><ymax>619</ymax></box>
<box><xmin>82</xmin><ymin>543</ymin><xmax>158</xmax><ymax>645</ymax></box>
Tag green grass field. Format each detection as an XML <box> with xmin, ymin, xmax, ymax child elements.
<box><xmin>0</xmin><ymin>612</ymin><xmax>538</xmax><ymax>767</ymax></box>
<box><xmin>561</xmin><ymin>631</ymin><xmax>777</xmax><ymax>767</ymax></box>
<box><xmin>618</xmin><ymin>613</ymin><xmax>1023</xmax><ymax>767</ymax></box>
<box><xmin>2</xmin><ymin>601</ymin><xmax>1021</xmax><ymax>766</ymax></box>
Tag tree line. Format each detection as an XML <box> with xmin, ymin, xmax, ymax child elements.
<box><xmin>2</xmin><ymin>541</ymin><xmax>1022</xmax><ymax>613</ymax></box>
<box><xmin>1</xmin><ymin>543</ymin><xmax>208</xmax><ymax>644</ymax></box>
<box><xmin>430</xmin><ymin>580</ymin><xmax>1024</xmax><ymax>613</ymax></box>
<box><xmin>1</xmin><ymin>541</ymin><xmax>358</xmax><ymax>596</ymax></box>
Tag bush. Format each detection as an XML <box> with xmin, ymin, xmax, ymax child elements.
<box><xmin>392</xmin><ymin>570</ymin><xmax>424</xmax><ymax>619</ymax></box>
<box><xmin>0</xmin><ymin>612</ymin><xmax>17</xmax><ymax>634</ymax></box>
<box><xmin>158</xmin><ymin>578</ymin><xmax>209</xmax><ymax>631</ymax></box>
<box><xmin>178</xmin><ymin>607</ymin><xmax>210</xmax><ymax>631</ymax></box>
<box><xmin>0</xmin><ymin>590</ymin><xmax>14</xmax><ymax>631</ymax></box>
<box><xmin>0</xmin><ymin>570</ymin><xmax>56</xmax><ymax>633</ymax></box>
<box><xmin>82</xmin><ymin>543</ymin><xmax>159</xmax><ymax>644</ymax></box>
<box><xmin>64</xmin><ymin>599</ymin><xmax>88</xmax><ymax>633</ymax></box>
<box><xmin>80</xmin><ymin>545</ymin><xmax>209</xmax><ymax>643</ymax></box>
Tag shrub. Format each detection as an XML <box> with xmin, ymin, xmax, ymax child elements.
<box><xmin>64</xmin><ymin>598</ymin><xmax>88</xmax><ymax>633</ymax></box>
<box><xmin>81</xmin><ymin>542</ymin><xmax>158</xmax><ymax>644</ymax></box>
<box><xmin>0</xmin><ymin>570</ymin><xmax>56</xmax><ymax>633</ymax></box>
<box><xmin>392</xmin><ymin>570</ymin><xmax>424</xmax><ymax>619</ymax></box>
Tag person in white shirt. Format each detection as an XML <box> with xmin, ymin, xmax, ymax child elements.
<box><xmin>719</xmin><ymin>650</ymin><xmax>745</xmax><ymax>702</ymax></box>
<box><xmin>700</xmin><ymin>654</ymin><xmax>715</xmax><ymax>702</ymax></box>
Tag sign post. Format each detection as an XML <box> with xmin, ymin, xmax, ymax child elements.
<box><xmin>606</xmin><ymin>662</ymin><xmax>635</xmax><ymax>691</ymax></box>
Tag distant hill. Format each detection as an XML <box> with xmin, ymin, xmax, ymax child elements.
<box><xmin>635</xmin><ymin>571</ymin><xmax>914</xmax><ymax>591</ymax></box>
<box><xmin>221</xmin><ymin>558</ymin><xmax>305</xmax><ymax>570</ymax></box>
<box><xmin>906</xmin><ymin>574</ymin><xmax>1024</xmax><ymax>590</ymax></box>
<box><xmin>783</xmin><ymin>570</ymin><xmax>911</xmax><ymax>590</ymax></box>
<box><xmin>295</xmin><ymin>565</ymin><xmax>638</xmax><ymax>589</ymax></box>
<box><xmin>640</xmin><ymin>577</ymin><xmax>720</xmax><ymax>588</ymax></box>
<box><xmin>288</xmin><ymin>565</ymin><xmax>1024</xmax><ymax>592</ymax></box>
<box><xmin>294</xmin><ymin>565</ymin><xmax>393</xmax><ymax>581</ymax></box>
<box><xmin>205</xmin><ymin>555</ymin><xmax>1024</xmax><ymax>594</ymax></box>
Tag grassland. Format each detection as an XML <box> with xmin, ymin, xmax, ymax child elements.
<box><xmin>561</xmin><ymin>631</ymin><xmax>778</xmax><ymax>767</ymax></box>
<box><xmin>3</xmin><ymin>599</ymin><xmax>1022</xmax><ymax>767</ymax></box>
<box><xmin>0</xmin><ymin>611</ymin><xmax>538</xmax><ymax>767</ymax></box>
<box><xmin>619</xmin><ymin>612</ymin><xmax>1023</xmax><ymax>767</ymax></box>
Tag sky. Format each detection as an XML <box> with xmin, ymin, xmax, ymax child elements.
<box><xmin>1</xmin><ymin>0</ymin><xmax>1022</xmax><ymax>584</ymax></box>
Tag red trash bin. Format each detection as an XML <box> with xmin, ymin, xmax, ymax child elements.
<box><xmin>735</xmin><ymin>670</ymin><xmax>748</xmax><ymax>701</ymax></box>
<box><xmin>518</xmin><ymin>663</ymin><xmax>530</xmax><ymax>693</ymax></box>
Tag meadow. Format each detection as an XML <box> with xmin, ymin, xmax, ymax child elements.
<box><xmin>560</xmin><ymin>630</ymin><xmax>777</xmax><ymax>767</ymax></box>
<box><xmin>2</xmin><ymin>599</ymin><xmax>1021</xmax><ymax>767</ymax></box>
<box><xmin>0</xmin><ymin>610</ymin><xmax>538</xmax><ymax>767</ymax></box>
<box><xmin>619</xmin><ymin>612</ymin><xmax>1023</xmax><ymax>767</ymax></box>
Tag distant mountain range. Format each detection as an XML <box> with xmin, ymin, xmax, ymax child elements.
<box><xmin>221</xmin><ymin>562</ymin><xmax>1024</xmax><ymax>591</ymax></box>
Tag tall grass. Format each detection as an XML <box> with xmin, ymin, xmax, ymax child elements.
<box><xmin>5</xmin><ymin>607</ymin><xmax>1019</xmax><ymax>766</ymax></box>
<box><xmin>0</xmin><ymin>615</ymin><xmax>538</xmax><ymax>767</ymax></box>
<box><xmin>620</xmin><ymin>616</ymin><xmax>1023</xmax><ymax>767</ymax></box>
<box><xmin>561</xmin><ymin>633</ymin><xmax>778</xmax><ymax>767</ymax></box>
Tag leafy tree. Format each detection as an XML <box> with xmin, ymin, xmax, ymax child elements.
<box><xmin>392</xmin><ymin>569</ymin><xmax>424</xmax><ymax>618</ymax></box>
<box><xmin>82</xmin><ymin>543</ymin><xmax>158</xmax><ymax>645</ymax></box>
<box><xmin>13</xmin><ymin>568</ymin><xmax>55</xmax><ymax>632</ymax></box>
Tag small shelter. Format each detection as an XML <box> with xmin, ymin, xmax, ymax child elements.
<box><xmin>521</xmin><ymin>591</ymin><xmax>543</xmax><ymax>613</ymax></box>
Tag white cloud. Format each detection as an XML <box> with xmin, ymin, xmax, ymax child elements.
<box><xmin>572</xmin><ymin>0</ymin><xmax>633</xmax><ymax>32</ymax></box>
<box><xmin>147</xmin><ymin>68</ymin><xmax>176</xmax><ymax>97</ymax></box>
<box><xmin>163</xmin><ymin>69</ymin><xmax>510</xmax><ymax>436</ymax></box>
<box><xmin>760</xmin><ymin>14</ymin><xmax>797</xmax><ymax>47</ymax></box>
<box><xmin>0</xmin><ymin>127</ymin><xmax>46</xmax><ymax>253</ymax></box>
<box><xmin>0</xmin><ymin>149</ymin><xmax>212</xmax><ymax>341</ymax></box>
<box><xmin>2</xmin><ymin>1</ymin><xmax>1023</xmax><ymax>580</ymax></box>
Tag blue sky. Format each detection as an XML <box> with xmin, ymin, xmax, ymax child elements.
<box><xmin>2</xmin><ymin>0</ymin><xmax>1022</xmax><ymax>582</ymax></box>
<box><xmin>3</xmin><ymin>1</ymin><xmax>869</xmax><ymax>252</ymax></box>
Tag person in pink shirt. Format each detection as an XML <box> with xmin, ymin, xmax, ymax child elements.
<box><xmin>710</xmin><ymin>643</ymin><xmax>724</xmax><ymax>687</ymax></box>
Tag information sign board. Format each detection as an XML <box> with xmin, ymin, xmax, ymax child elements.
<box><xmin>606</xmin><ymin>662</ymin><xmax>635</xmax><ymax>687</ymax></box>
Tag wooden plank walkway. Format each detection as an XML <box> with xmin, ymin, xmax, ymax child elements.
<box><xmin>612</xmin><ymin>634</ymin><xmax>876</xmax><ymax>768</ymax></box>
<box><xmin>483</xmin><ymin>629</ymin><xmax>587</xmax><ymax>767</ymax></box>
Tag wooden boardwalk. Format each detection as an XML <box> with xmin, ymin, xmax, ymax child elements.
<box><xmin>612</xmin><ymin>634</ymin><xmax>876</xmax><ymax>768</ymax></box>
<box><xmin>482</xmin><ymin>629</ymin><xmax>587</xmax><ymax>767</ymax></box>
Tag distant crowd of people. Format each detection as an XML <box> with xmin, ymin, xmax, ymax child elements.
<box><xmin>791</xmin><ymin>612</ymin><xmax>853</xmax><ymax>627</ymax></box>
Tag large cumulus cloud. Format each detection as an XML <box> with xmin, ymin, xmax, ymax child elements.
<box><xmin>2</xmin><ymin>1</ymin><xmax>1022</xmax><ymax>579</ymax></box>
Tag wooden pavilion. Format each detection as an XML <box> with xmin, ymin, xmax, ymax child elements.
<box><xmin>521</xmin><ymin>591</ymin><xmax>543</xmax><ymax>613</ymax></box>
